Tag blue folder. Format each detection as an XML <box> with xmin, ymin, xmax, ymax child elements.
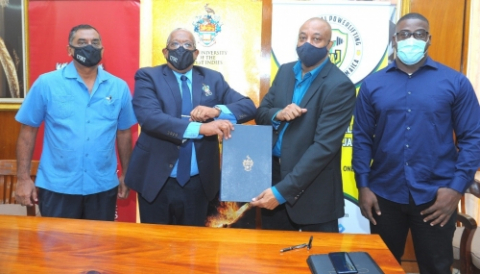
<box><xmin>220</xmin><ymin>124</ymin><xmax>272</xmax><ymax>202</ymax></box>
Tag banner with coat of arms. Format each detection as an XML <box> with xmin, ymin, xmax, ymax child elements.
<box><xmin>144</xmin><ymin>0</ymin><xmax>263</xmax><ymax>228</ymax></box>
<box><xmin>272</xmin><ymin>0</ymin><xmax>397</xmax><ymax>233</ymax></box>
<box><xmin>149</xmin><ymin>0</ymin><xmax>262</xmax><ymax>104</ymax></box>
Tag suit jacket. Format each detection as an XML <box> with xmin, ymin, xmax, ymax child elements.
<box><xmin>126</xmin><ymin>65</ymin><xmax>256</xmax><ymax>202</ymax></box>
<box><xmin>255</xmin><ymin>61</ymin><xmax>356</xmax><ymax>224</ymax></box>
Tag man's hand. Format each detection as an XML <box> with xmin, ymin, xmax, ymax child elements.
<box><xmin>190</xmin><ymin>106</ymin><xmax>220</xmax><ymax>122</ymax></box>
<box><xmin>358</xmin><ymin>187</ymin><xmax>381</xmax><ymax>225</ymax></box>
<box><xmin>15</xmin><ymin>178</ymin><xmax>37</xmax><ymax>207</ymax></box>
<box><xmin>199</xmin><ymin>120</ymin><xmax>234</xmax><ymax>139</ymax></box>
<box><xmin>117</xmin><ymin>175</ymin><xmax>130</xmax><ymax>199</ymax></box>
<box><xmin>420</xmin><ymin>187</ymin><xmax>462</xmax><ymax>227</ymax></box>
<box><xmin>251</xmin><ymin>188</ymin><xmax>279</xmax><ymax>210</ymax></box>
<box><xmin>275</xmin><ymin>103</ymin><xmax>307</xmax><ymax>121</ymax></box>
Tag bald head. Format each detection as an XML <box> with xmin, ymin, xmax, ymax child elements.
<box><xmin>296</xmin><ymin>17</ymin><xmax>333</xmax><ymax>70</ymax></box>
<box><xmin>298</xmin><ymin>17</ymin><xmax>332</xmax><ymax>43</ymax></box>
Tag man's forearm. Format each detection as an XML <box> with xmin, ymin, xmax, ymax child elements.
<box><xmin>16</xmin><ymin>124</ymin><xmax>39</xmax><ymax>179</ymax></box>
<box><xmin>116</xmin><ymin>128</ymin><xmax>133</xmax><ymax>176</ymax></box>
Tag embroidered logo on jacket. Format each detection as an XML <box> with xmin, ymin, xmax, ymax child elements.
<box><xmin>202</xmin><ymin>84</ymin><xmax>212</xmax><ymax>96</ymax></box>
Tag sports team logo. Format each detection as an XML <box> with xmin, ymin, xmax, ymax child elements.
<box><xmin>319</xmin><ymin>14</ymin><xmax>363</xmax><ymax>81</ymax></box>
<box><xmin>193</xmin><ymin>4</ymin><xmax>223</xmax><ymax>47</ymax></box>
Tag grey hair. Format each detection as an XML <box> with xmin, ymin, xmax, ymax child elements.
<box><xmin>68</xmin><ymin>24</ymin><xmax>101</xmax><ymax>44</ymax></box>
<box><xmin>166</xmin><ymin>28</ymin><xmax>196</xmax><ymax>47</ymax></box>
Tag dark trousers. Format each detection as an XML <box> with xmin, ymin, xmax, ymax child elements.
<box><xmin>38</xmin><ymin>186</ymin><xmax>118</xmax><ymax>221</ymax></box>
<box><xmin>371</xmin><ymin>194</ymin><xmax>456</xmax><ymax>274</ymax></box>
<box><xmin>260</xmin><ymin>156</ymin><xmax>339</xmax><ymax>232</ymax></box>
<box><xmin>138</xmin><ymin>175</ymin><xmax>209</xmax><ymax>226</ymax></box>
<box><xmin>261</xmin><ymin>205</ymin><xmax>339</xmax><ymax>232</ymax></box>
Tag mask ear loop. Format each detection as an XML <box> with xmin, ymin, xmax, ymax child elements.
<box><xmin>423</xmin><ymin>36</ymin><xmax>430</xmax><ymax>55</ymax></box>
<box><xmin>393</xmin><ymin>35</ymin><xmax>400</xmax><ymax>59</ymax></box>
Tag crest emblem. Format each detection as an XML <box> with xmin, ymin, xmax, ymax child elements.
<box><xmin>330</xmin><ymin>31</ymin><xmax>349</xmax><ymax>67</ymax></box>
<box><xmin>202</xmin><ymin>84</ymin><xmax>212</xmax><ymax>96</ymax></box>
<box><xmin>193</xmin><ymin>4</ymin><xmax>222</xmax><ymax>47</ymax></box>
<box><xmin>243</xmin><ymin>155</ymin><xmax>253</xmax><ymax>172</ymax></box>
<box><xmin>319</xmin><ymin>14</ymin><xmax>363</xmax><ymax>83</ymax></box>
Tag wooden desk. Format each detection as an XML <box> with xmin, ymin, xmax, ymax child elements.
<box><xmin>0</xmin><ymin>215</ymin><xmax>404</xmax><ymax>273</ymax></box>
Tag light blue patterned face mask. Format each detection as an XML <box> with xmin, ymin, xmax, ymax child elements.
<box><xmin>396</xmin><ymin>37</ymin><xmax>428</xmax><ymax>65</ymax></box>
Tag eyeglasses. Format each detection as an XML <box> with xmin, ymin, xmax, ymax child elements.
<box><xmin>167</xmin><ymin>42</ymin><xmax>196</xmax><ymax>50</ymax></box>
<box><xmin>395</xmin><ymin>30</ymin><xmax>429</xmax><ymax>41</ymax></box>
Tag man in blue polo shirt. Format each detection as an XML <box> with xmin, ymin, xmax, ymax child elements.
<box><xmin>15</xmin><ymin>24</ymin><xmax>137</xmax><ymax>221</ymax></box>
<box><xmin>353</xmin><ymin>13</ymin><xmax>480</xmax><ymax>273</ymax></box>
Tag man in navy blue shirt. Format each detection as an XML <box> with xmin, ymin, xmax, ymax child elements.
<box><xmin>353</xmin><ymin>13</ymin><xmax>480</xmax><ymax>273</ymax></box>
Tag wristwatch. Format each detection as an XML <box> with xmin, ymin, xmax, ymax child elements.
<box><xmin>214</xmin><ymin>106</ymin><xmax>222</xmax><ymax>117</ymax></box>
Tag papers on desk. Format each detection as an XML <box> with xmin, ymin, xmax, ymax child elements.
<box><xmin>220</xmin><ymin>124</ymin><xmax>272</xmax><ymax>202</ymax></box>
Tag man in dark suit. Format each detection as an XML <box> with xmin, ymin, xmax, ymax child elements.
<box><xmin>251</xmin><ymin>18</ymin><xmax>356</xmax><ymax>232</ymax></box>
<box><xmin>125</xmin><ymin>28</ymin><xmax>256</xmax><ymax>226</ymax></box>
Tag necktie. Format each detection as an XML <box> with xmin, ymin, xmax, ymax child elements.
<box><xmin>177</xmin><ymin>75</ymin><xmax>193</xmax><ymax>186</ymax></box>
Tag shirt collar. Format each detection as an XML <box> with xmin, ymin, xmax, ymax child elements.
<box><xmin>172</xmin><ymin>68</ymin><xmax>193</xmax><ymax>82</ymax></box>
<box><xmin>64</xmin><ymin>61</ymin><xmax>108</xmax><ymax>83</ymax></box>
<box><xmin>386</xmin><ymin>56</ymin><xmax>438</xmax><ymax>73</ymax></box>
<box><xmin>293</xmin><ymin>57</ymin><xmax>329</xmax><ymax>80</ymax></box>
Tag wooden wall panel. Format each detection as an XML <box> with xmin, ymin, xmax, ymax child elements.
<box><xmin>411</xmin><ymin>0</ymin><xmax>466</xmax><ymax>71</ymax></box>
<box><xmin>0</xmin><ymin>110</ymin><xmax>20</xmax><ymax>159</ymax></box>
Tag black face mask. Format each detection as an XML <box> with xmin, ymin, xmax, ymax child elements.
<box><xmin>296</xmin><ymin>42</ymin><xmax>329</xmax><ymax>67</ymax></box>
<box><xmin>70</xmin><ymin>44</ymin><xmax>103</xmax><ymax>67</ymax></box>
<box><xmin>167</xmin><ymin>47</ymin><xmax>196</xmax><ymax>71</ymax></box>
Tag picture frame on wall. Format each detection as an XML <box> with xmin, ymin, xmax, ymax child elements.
<box><xmin>0</xmin><ymin>0</ymin><xmax>26</xmax><ymax>107</ymax></box>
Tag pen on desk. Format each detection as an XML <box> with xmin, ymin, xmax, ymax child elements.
<box><xmin>307</xmin><ymin>236</ymin><xmax>313</xmax><ymax>250</ymax></box>
<box><xmin>280</xmin><ymin>243</ymin><xmax>308</xmax><ymax>253</ymax></box>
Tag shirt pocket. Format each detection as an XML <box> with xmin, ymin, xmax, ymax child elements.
<box><xmin>99</xmin><ymin>98</ymin><xmax>119</xmax><ymax>120</ymax></box>
<box><xmin>92</xmin><ymin>147</ymin><xmax>115</xmax><ymax>176</ymax></box>
<box><xmin>51</xmin><ymin>95</ymin><xmax>74</xmax><ymax>119</ymax></box>
<box><xmin>51</xmin><ymin>145</ymin><xmax>78</xmax><ymax>175</ymax></box>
